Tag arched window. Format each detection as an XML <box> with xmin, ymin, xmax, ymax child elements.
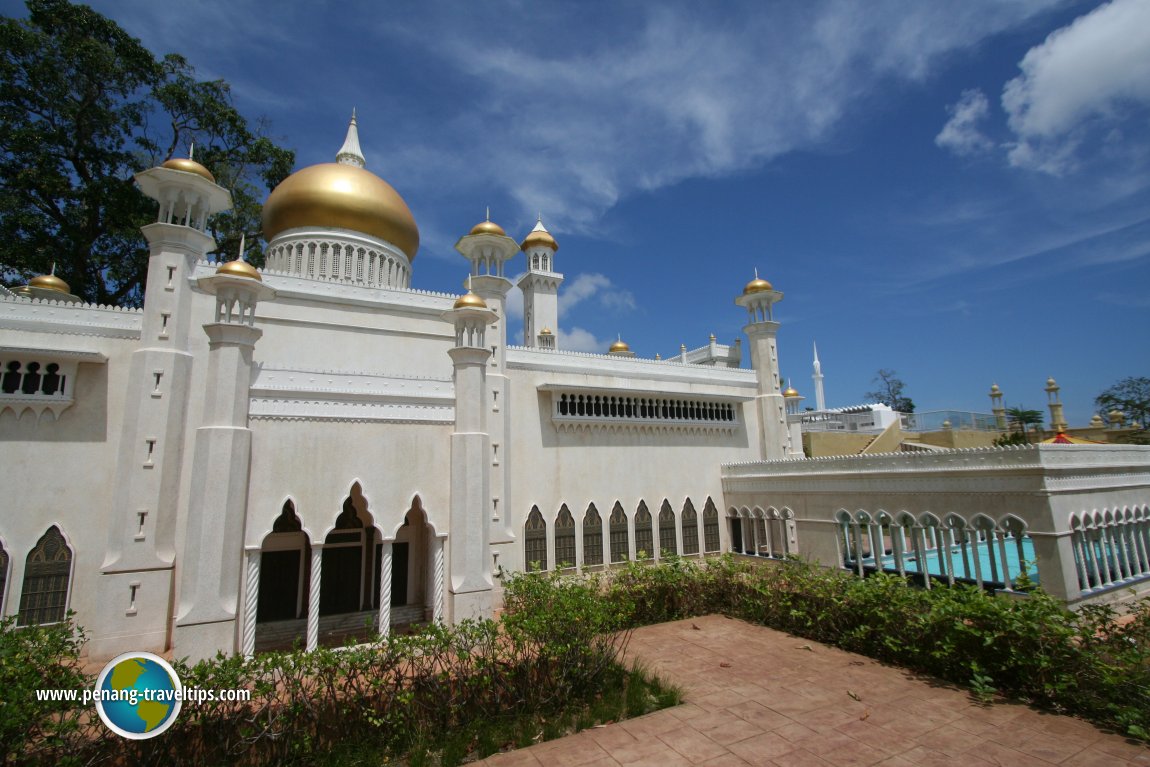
<box><xmin>659</xmin><ymin>501</ymin><xmax>678</xmax><ymax>556</ymax></box>
<box><xmin>582</xmin><ymin>505</ymin><xmax>603</xmax><ymax>567</ymax></box>
<box><xmin>18</xmin><ymin>526</ymin><xmax>72</xmax><ymax>625</ymax></box>
<box><xmin>524</xmin><ymin>507</ymin><xmax>547</xmax><ymax>570</ymax></box>
<box><xmin>681</xmin><ymin>500</ymin><xmax>700</xmax><ymax>555</ymax></box>
<box><xmin>259</xmin><ymin>501</ymin><xmax>309</xmax><ymax>624</ymax></box>
<box><xmin>555</xmin><ymin>505</ymin><xmax>576</xmax><ymax>569</ymax></box>
<box><xmin>320</xmin><ymin>491</ymin><xmax>378</xmax><ymax>618</ymax></box>
<box><xmin>609</xmin><ymin>503</ymin><xmax>628</xmax><ymax>563</ymax></box>
<box><xmin>0</xmin><ymin>541</ymin><xmax>8</xmax><ymax>614</ymax></box>
<box><xmin>635</xmin><ymin>502</ymin><xmax>653</xmax><ymax>559</ymax></box>
<box><xmin>703</xmin><ymin>498</ymin><xmax>720</xmax><ymax>553</ymax></box>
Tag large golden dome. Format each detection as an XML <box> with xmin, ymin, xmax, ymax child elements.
<box><xmin>261</xmin><ymin>162</ymin><xmax>420</xmax><ymax>260</ymax></box>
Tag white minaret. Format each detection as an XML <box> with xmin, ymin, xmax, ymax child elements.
<box><xmin>175</xmin><ymin>245</ymin><xmax>274</xmax><ymax>662</ymax></box>
<box><xmin>517</xmin><ymin>218</ymin><xmax>562</xmax><ymax>348</ymax></box>
<box><xmin>812</xmin><ymin>342</ymin><xmax>826</xmax><ymax>411</ymax></box>
<box><xmin>736</xmin><ymin>271</ymin><xmax>788</xmax><ymax>461</ymax></box>
<box><xmin>445</xmin><ymin>287</ymin><xmax>498</xmax><ymax>621</ymax></box>
<box><xmin>92</xmin><ymin>154</ymin><xmax>232</xmax><ymax>660</ymax></box>
<box><xmin>454</xmin><ymin>214</ymin><xmax>520</xmax><ymax>568</ymax></box>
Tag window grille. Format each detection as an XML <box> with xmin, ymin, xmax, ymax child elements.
<box><xmin>659</xmin><ymin>502</ymin><xmax>677</xmax><ymax>555</ymax></box>
<box><xmin>635</xmin><ymin>503</ymin><xmax>653</xmax><ymax>559</ymax></box>
<box><xmin>682</xmin><ymin>500</ymin><xmax>700</xmax><ymax>555</ymax></box>
<box><xmin>703</xmin><ymin>499</ymin><xmax>720</xmax><ymax>552</ymax></box>
<box><xmin>524</xmin><ymin>507</ymin><xmax>547</xmax><ymax>570</ymax></box>
<box><xmin>582</xmin><ymin>505</ymin><xmax>603</xmax><ymax>566</ymax></box>
<box><xmin>609</xmin><ymin>503</ymin><xmax>628</xmax><ymax>563</ymax></box>
<box><xmin>554</xmin><ymin>506</ymin><xmax>575</xmax><ymax>569</ymax></box>
<box><xmin>18</xmin><ymin>527</ymin><xmax>71</xmax><ymax>626</ymax></box>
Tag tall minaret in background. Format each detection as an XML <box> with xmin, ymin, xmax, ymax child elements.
<box><xmin>812</xmin><ymin>342</ymin><xmax>826</xmax><ymax>411</ymax></box>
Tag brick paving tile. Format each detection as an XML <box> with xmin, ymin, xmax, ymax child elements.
<box><xmin>482</xmin><ymin>616</ymin><xmax>1146</xmax><ymax>767</ymax></box>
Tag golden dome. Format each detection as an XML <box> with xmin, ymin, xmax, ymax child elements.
<box><xmin>470</xmin><ymin>219</ymin><xmax>506</xmax><ymax>236</ymax></box>
<box><xmin>261</xmin><ymin>163</ymin><xmax>420</xmax><ymax>260</ymax></box>
<box><xmin>539</xmin><ymin>327</ymin><xmax>553</xmax><ymax>335</ymax></box>
<box><xmin>216</xmin><ymin>258</ymin><xmax>262</xmax><ymax>281</ymax></box>
<box><xmin>743</xmin><ymin>276</ymin><xmax>773</xmax><ymax>294</ymax></box>
<box><xmin>783</xmin><ymin>386</ymin><xmax>800</xmax><ymax>398</ymax></box>
<box><xmin>453</xmin><ymin>290</ymin><xmax>488</xmax><ymax>310</ymax></box>
<box><xmin>990</xmin><ymin>383</ymin><xmax>1001</xmax><ymax>394</ymax></box>
<box><xmin>162</xmin><ymin>157</ymin><xmax>216</xmax><ymax>183</ymax></box>
<box><xmin>521</xmin><ymin>220</ymin><xmax>558</xmax><ymax>252</ymax></box>
<box><xmin>609</xmin><ymin>338</ymin><xmax>631</xmax><ymax>353</ymax></box>
<box><xmin>28</xmin><ymin>273</ymin><xmax>71</xmax><ymax>294</ymax></box>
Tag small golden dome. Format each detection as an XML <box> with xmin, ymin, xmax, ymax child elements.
<box><xmin>783</xmin><ymin>386</ymin><xmax>800</xmax><ymax>398</ymax></box>
<box><xmin>609</xmin><ymin>338</ymin><xmax>631</xmax><ymax>353</ymax></box>
<box><xmin>743</xmin><ymin>276</ymin><xmax>773</xmax><ymax>294</ymax></box>
<box><xmin>262</xmin><ymin>163</ymin><xmax>419</xmax><ymax>260</ymax></box>
<box><xmin>469</xmin><ymin>219</ymin><xmax>506</xmax><ymax>236</ymax></box>
<box><xmin>28</xmin><ymin>273</ymin><xmax>71</xmax><ymax>294</ymax></box>
<box><xmin>453</xmin><ymin>290</ymin><xmax>488</xmax><ymax>310</ymax></box>
<box><xmin>521</xmin><ymin>220</ymin><xmax>558</xmax><ymax>252</ymax></box>
<box><xmin>990</xmin><ymin>383</ymin><xmax>1001</xmax><ymax>393</ymax></box>
<box><xmin>539</xmin><ymin>327</ymin><xmax>553</xmax><ymax>335</ymax></box>
<box><xmin>216</xmin><ymin>259</ymin><xmax>262</xmax><ymax>281</ymax></box>
<box><xmin>162</xmin><ymin>157</ymin><xmax>216</xmax><ymax>183</ymax></box>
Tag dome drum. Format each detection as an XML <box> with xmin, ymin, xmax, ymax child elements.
<box><xmin>262</xmin><ymin>228</ymin><xmax>412</xmax><ymax>289</ymax></box>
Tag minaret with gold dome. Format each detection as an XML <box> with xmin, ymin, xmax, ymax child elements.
<box><xmin>176</xmin><ymin>238</ymin><xmax>275</xmax><ymax>661</ymax></box>
<box><xmin>455</xmin><ymin>214</ymin><xmax>520</xmax><ymax>560</ymax></box>
<box><xmin>735</xmin><ymin>270</ymin><xmax>789</xmax><ymax>461</ymax></box>
<box><xmin>445</xmin><ymin>284</ymin><xmax>498</xmax><ymax>621</ymax></box>
<box><xmin>261</xmin><ymin>113</ymin><xmax>419</xmax><ymax>289</ymax></box>
<box><xmin>92</xmin><ymin>151</ymin><xmax>233</xmax><ymax>660</ymax></box>
<box><xmin>517</xmin><ymin>218</ymin><xmax>563</xmax><ymax>348</ymax></box>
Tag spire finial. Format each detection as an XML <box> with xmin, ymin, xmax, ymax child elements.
<box><xmin>336</xmin><ymin>110</ymin><xmax>366</xmax><ymax>168</ymax></box>
<box><xmin>486</xmin><ymin>205</ymin><xmax>490</xmax><ymax>222</ymax></box>
<box><xmin>754</xmin><ymin>267</ymin><xmax>759</xmax><ymax>279</ymax></box>
<box><xmin>188</xmin><ymin>140</ymin><xmax>195</xmax><ymax>161</ymax></box>
<box><xmin>238</xmin><ymin>233</ymin><xmax>246</xmax><ymax>261</ymax></box>
<box><xmin>49</xmin><ymin>261</ymin><xmax>56</xmax><ymax>276</ymax></box>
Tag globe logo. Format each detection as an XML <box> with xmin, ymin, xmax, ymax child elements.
<box><xmin>93</xmin><ymin>652</ymin><xmax>183</xmax><ymax>739</ymax></box>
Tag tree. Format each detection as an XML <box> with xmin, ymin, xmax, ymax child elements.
<box><xmin>864</xmin><ymin>369</ymin><xmax>915</xmax><ymax>413</ymax></box>
<box><xmin>0</xmin><ymin>0</ymin><xmax>294</xmax><ymax>306</ymax></box>
<box><xmin>1005</xmin><ymin>406</ymin><xmax>1044</xmax><ymax>444</ymax></box>
<box><xmin>1095</xmin><ymin>376</ymin><xmax>1150</xmax><ymax>429</ymax></box>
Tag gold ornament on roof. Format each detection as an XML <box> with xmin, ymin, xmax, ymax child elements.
<box><xmin>216</xmin><ymin>233</ymin><xmax>262</xmax><ymax>281</ymax></box>
<box><xmin>28</xmin><ymin>267</ymin><xmax>71</xmax><ymax>294</ymax></box>
<box><xmin>470</xmin><ymin>207</ymin><xmax>506</xmax><ymax>236</ymax></box>
<box><xmin>609</xmin><ymin>336</ymin><xmax>631</xmax><ymax>353</ymax></box>
<box><xmin>743</xmin><ymin>268</ymin><xmax>773</xmax><ymax>294</ymax></box>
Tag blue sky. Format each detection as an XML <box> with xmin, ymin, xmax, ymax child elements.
<box><xmin>9</xmin><ymin>0</ymin><xmax>1150</xmax><ymax>425</ymax></box>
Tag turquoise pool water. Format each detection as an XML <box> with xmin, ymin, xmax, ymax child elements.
<box><xmin>863</xmin><ymin>536</ymin><xmax>1038</xmax><ymax>585</ymax></box>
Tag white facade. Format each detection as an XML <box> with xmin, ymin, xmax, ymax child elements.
<box><xmin>0</xmin><ymin>126</ymin><xmax>793</xmax><ymax>662</ymax></box>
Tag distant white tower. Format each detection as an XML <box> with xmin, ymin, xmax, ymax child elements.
<box><xmin>812</xmin><ymin>342</ymin><xmax>826</xmax><ymax>411</ymax></box>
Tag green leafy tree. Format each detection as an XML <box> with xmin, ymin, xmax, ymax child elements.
<box><xmin>864</xmin><ymin>368</ymin><xmax>915</xmax><ymax>413</ymax></box>
<box><xmin>1006</xmin><ymin>405</ymin><xmax>1044</xmax><ymax>443</ymax></box>
<box><xmin>1095</xmin><ymin>376</ymin><xmax>1150</xmax><ymax>430</ymax></box>
<box><xmin>0</xmin><ymin>0</ymin><xmax>294</xmax><ymax>306</ymax></box>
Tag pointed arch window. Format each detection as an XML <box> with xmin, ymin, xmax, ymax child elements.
<box><xmin>0</xmin><ymin>542</ymin><xmax>8</xmax><ymax>614</ymax></box>
<box><xmin>635</xmin><ymin>503</ymin><xmax>653</xmax><ymax>559</ymax></box>
<box><xmin>582</xmin><ymin>505</ymin><xmax>603</xmax><ymax>567</ymax></box>
<box><xmin>703</xmin><ymin>499</ymin><xmax>721</xmax><ymax>553</ymax></box>
<box><xmin>259</xmin><ymin>501</ymin><xmax>310</xmax><ymax>624</ymax></box>
<box><xmin>682</xmin><ymin>500</ymin><xmax>700</xmax><ymax>555</ymax></box>
<box><xmin>659</xmin><ymin>501</ymin><xmax>678</xmax><ymax>556</ymax></box>
<box><xmin>524</xmin><ymin>507</ymin><xmax>547</xmax><ymax>571</ymax></box>
<box><xmin>609</xmin><ymin>503</ymin><xmax>628</xmax><ymax>563</ymax></box>
<box><xmin>555</xmin><ymin>505</ymin><xmax>576</xmax><ymax>569</ymax></box>
<box><xmin>18</xmin><ymin>526</ymin><xmax>72</xmax><ymax>625</ymax></box>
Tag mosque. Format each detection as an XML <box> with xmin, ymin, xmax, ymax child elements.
<box><xmin>0</xmin><ymin>116</ymin><xmax>804</xmax><ymax>662</ymax></box>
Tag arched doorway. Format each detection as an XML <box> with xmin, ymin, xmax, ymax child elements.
<box><xmin>253</xmin><ymin>501</ymin><xmax>311</xmax><ymax>651</ymax></box>
<box><xmin>317</xmin><ymin>484</ymin><xmax>381</xmax><ymax>647</ymax></box>
<box><xmin>387</xmin><ymin>498</ymin><xmax>437</xmax><ymax>627</ymax></box>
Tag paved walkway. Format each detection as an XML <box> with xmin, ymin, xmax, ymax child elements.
<box><xmin>477</xmin><ymin>615</ymin><xmax>1150</xmax><ymax>767</ymax></box>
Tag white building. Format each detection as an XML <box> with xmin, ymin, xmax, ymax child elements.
<box><xmin>0</xmin><ymin>118</ymin><xmax>798</xmax><ymax>661</ymax></box>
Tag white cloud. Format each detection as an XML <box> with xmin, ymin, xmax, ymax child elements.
<box><xmin>559</xmin><ymin>273</ymin><xmax>636</xmax><ymax>314</ymax></box>
<box><xmin>936</xmin><ymin>89</ymin><xmax>994</xmax><ymax>156</ymax></box>
<box><xmin>1001</xmin><ymin>0</ymin><xmax>1150</xmax><ymax>173</ymax></box>
<box><xmin>559</xmin><ymin>326</ymin><xmax>610</xmax><ymax>353</ymax></box>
